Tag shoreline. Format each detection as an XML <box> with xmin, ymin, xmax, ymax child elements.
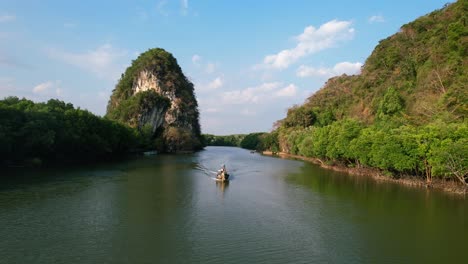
<box><xmin>262</xmin><ymin>151</ymin><xmax>467</xmax><ymax>196</ymax></box>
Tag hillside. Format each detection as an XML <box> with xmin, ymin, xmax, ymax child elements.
<box><xmin>267</xmin><ymin>0</ymin><xmax>467</xmax><ymax>186</ymax></box>
<box><xmin>106</xmin><ymin>48</ymin><xmax>202</xmax><ymax>152</ymax></box>
<box><xmin>291</xmin><ymin>0</ymin><xmax>466</xmax><ymax>126</ymax></box>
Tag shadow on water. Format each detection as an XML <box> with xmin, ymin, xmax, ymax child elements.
<box><xmin>283</xmin><ymin>162</ymin><xmax>468</xmax><ymax>264</ymax></box>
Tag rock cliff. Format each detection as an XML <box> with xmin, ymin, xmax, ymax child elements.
<box><xmin>106</xmin><ymin>48</ymin><xmax>202</xmax><ymax>152</ymax></box>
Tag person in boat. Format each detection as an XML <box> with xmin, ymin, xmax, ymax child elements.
<box><xmin>217</xmin><ymin>164</ymin><xmax>225</xmax><ymax>174</ymax></box>
<box><xmin>217</xmin><ymin>164</ymin><xmax>227</xmax><ymax>179</ymax></box>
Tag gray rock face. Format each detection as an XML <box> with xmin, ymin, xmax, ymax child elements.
<box><xmin>106</xmin><ymin>48</ymin><xmax>202</xmax><ymax>152</ymax></box>
<box><xmin>138</xmin><ymin>103</ymin><xmax>167</xmax><ymax>133</ymax></box>
<box><xmin>132</xmin><ymin>69</ymin><xmax>195</xmax><ymax>135</ymax></box>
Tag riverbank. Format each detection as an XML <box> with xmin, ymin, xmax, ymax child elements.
<box><xmin>262</xmin><ymin>151</ymin><xmax>467</xmax><ymax>196</ymax></box>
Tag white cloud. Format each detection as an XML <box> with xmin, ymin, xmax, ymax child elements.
<box><xmin>195</xmin><ymin>75</ymin><xmax>224</xmax><ymax>91</ymax></box>
<box><xmin>207</xmin><ymin>77</ymin><xmax>223</xmax><ymax>90</ymax></box>
<box><xmin>181</xmin><ymin>0</ymin><xmax>189</xmax><ymax>15</ymax></box>
<box><xmin>260</xmin><ymin>20</ymin><xmax>354</xmax><ymax>70</ymax></box>
<box><xmin>192</xmin><ymin>54</ymin><xmax>201</xmax><ymax>65</ymax></box>
<box><xmin>222</xmin><ymin>82</ymin><xmax>297</xmax><ymax>104</ymax></box>
<box><xmin>333</xmin><ymin>61</ymin><xmax>363</xmax><ymax>74</ymax></box>
<box><xmin>0</xmin><ymin>14</ymin><xmax>15</xmax><ymax>23</ymax></box>
<box><xmin>369</xmin><ymin>15</ymin><xmax>385</xmax><ymax>23</ymax></box>
<box><xmin>33</xmin><ymin>81</ymin><xmax>53</xmax><ymax>93</ymax></box>
<box><xmin>275</xmin><ymin>84</ymin><xmax>297</xmax><ymax>97</ymax></box>
<box><xmin>297</xmin><ymin>61</ymin><xmax>362</xmax><ymax>78</ymax></box>
<box><xmin>191</xmin><ymin>54</ymin><xmax>218</xmax><ymax>74</ymax></box>
<box><xmin>48</xmin><ymin>44</ymin><xmax>127</xmax><ymax>80</ymax></box>
<box><xmin>33</xmin><ymin>80</ymin><xmax>62</xmax><ymax>96</ymax></box>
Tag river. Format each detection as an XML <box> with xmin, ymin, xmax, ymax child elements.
<box><xmin>0</xmin><ymin>146</ymin><xmax>466</xmax><ymax>263</ymax></box>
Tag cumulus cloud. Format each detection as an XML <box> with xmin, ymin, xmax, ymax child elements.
<box><xmin>369</xmin><ymin>15</ymin><xmax>385</xmax><ymax>23</ymax></box>
<box><xmin>206</xmin><ymin>76</ymin><xmax>223</xmax><ymax>90</ymax></box>
<box><xmin>259</xmin><ymin>20</ymin><xmax>354</xmax><ymax>70</ymax></box>
<box><xmin>195</xmin><ymin>76</ymin><xmax>224</xmax><ymax>91</ymax></box>
<box><xmin>0</xmin><ymin>14</ymin><xmax>15</xmax><ymax>23</ymax></box>
<box><xmin>222</xmin><ymin>82</ymin><xmax>281</xmax><ymax>104</ymax></box>
<box><xmin>222</xmin><ymin>82</ymin><xmax>298</xmax><ymax>104</ymax></box>
<box><xmin>275</xmin><ymin>84</ymin><xmax>297</xmax><ymax>97</ymax></box>
<box><xmin>191</xmin><ymin>54</ymin><xmax>218</xmax><ymax>74</ymax></box>
<box><xmin>297</xmin><ymin>61</ymin><xmax>362</xmax><ymax>78</ymax></box>
<box><xmin>48</xmin><ymin>44</ymin><xmax>127</xmax><ymax>80</ymax></box>
<box><xmin>33</xmin><ymin>81</ymin><xmax>53</xmax><ymax>93</ymax></box>
<box><xmin>33</xmin><ymin>80</ymin><xmax>62</xmax><ymax>96</ymax></box>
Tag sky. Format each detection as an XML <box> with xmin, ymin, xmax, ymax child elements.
<box><xmin>0</xmin><ymin>0</ymin><xmax>452</xmax><ymax>135</ymax></box>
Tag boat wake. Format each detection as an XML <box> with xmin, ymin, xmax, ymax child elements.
<box><xmin>195</xmin><ymin>164</ymin><xmax>218</xmax><ymax>177</ymax></box>
<box><xmin>195</xmin><ymin>163</ymin><xmax>233</xmax><ymax>181</ymax></box>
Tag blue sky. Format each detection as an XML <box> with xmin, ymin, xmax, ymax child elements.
<box><xmin>0</xmin><ymin>0</ymin><xmax>451</xmax><ymax>134</ymax></box>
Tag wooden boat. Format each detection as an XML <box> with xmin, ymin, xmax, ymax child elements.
<box><xmin>216</xmin><ymin>170</ymin><xmax>230</xmax><ymax>182</ymax></box>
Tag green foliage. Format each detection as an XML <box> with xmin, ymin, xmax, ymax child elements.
<box><xmin>377</xmin><ymin>87</ymin><xmax>405</xmax><ymax>119</ymax></box>
<box><xmin>296</xmin><ymin>1</ymin><xmax>467</xmax><ymax>124</ymax></box>
<box><xmin>283</xmin><ymin>106</ymin><xmax>316</xmax><ymax>128</ymax></box>
<box><xmin>430</xmin><ymin>138</ymin><xmax>468</xmax><ymax>184</ymax></box>
<box><xmin>202</xmin><ymin>134</ymin><xmax>245</xmax><ymax>147</ymax></box>
<box><xmin>164</xmin><ymin>127</ymin><xmax>201</xmax><ymax>152</ymax></box>
<box><xmin>260</xmin><ymin>1</ymin><xmax>468</xmax><ymax>184</ymax></box>
<box><xmin>106</xmin><ymin>90</ymin><xmax>170</xmax><ymax>127</ymax></box>
<box><xmin>324</xmin><ymin>119</ymin><xmax>362</xmax><ymax>160</ymax></box>
<box><xmin>107</xmin><ymin>48</ymin><xmax>185</xmax><ymax>108</ymax></box>
<box><xmin>106</xmin><ymin>48</ymin><xmax>202</xmax><ymax>152</ymax></box>
<box><xmin>0</xmin><ymin>97</ymin><xmax>139</xmax><ymax>166</ymax></box>
<box><xmin>261</xmin><ymin>130</ymin><xmax>280</xmax><ymax>153</ymax></box>
<box><xmin>240</xmin><ymin>133</ymin><xmax>266</xmax><ymax>150</ymax></box>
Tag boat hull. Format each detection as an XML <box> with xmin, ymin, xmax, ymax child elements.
<box><xmin>216</xmin><ymin>172</ymin><xmax>230</xmax><ymax>182</ymax></box>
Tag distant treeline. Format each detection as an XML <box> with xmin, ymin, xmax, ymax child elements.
<box><xmin>202</xmin><ymin>133</ymin><xmax>266</xmax><ymax>150</ymax></box>
<box><xmin>0</xmin><ymin>97</ymin><xmax>155</xmax><ymax>166</ymax></box>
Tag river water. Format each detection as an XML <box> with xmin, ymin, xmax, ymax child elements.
<box><xmin>0</xmin><ymin>146</ymin><xmax>466</xmax><ymax>263</ymax></box>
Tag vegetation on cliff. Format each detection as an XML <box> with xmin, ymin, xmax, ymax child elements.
<box><xmin>106</xmin><ymin>90</ymin><xmax>170</xmax><ymax>129</ymax></box>
<box><xmin>106</xmin><ymin>48</ymin><xmax>202</xmax><ymax>152</ymax></box>
<box><xmin>260</xmin><ymin>1</ymin><xmax>467</xmax><ymax>185</ymax></box>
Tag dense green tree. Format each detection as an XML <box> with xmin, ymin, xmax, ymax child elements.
<box><xmin>240</xmin><ymin>133</ymin><xmax>265</xmax><ymax>150</ymax></box>
<box><xmin>0</xmin><ymin>97</ymin><xmax>140</xmax><ymax>166</ymax></box>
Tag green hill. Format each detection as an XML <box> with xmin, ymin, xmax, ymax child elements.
<box><xmin>294</xmin><ymin>0</ymin><xmax>466</xmax><ymax>126</ymax></box>
<box><xmin>266</xmin><ymin>0</ymin><xmax>467</xmax><ymax>185</ymax></box>
<box><xmin>106</xmin><ymin>48</ymin><xmax>202</xmax><ymax>152</ymax></box>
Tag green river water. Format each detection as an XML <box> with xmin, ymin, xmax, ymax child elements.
<box><xmin>0</xmin><ymin>146</ymin><xmax>466</xmax><ymax>263</ymax></box>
